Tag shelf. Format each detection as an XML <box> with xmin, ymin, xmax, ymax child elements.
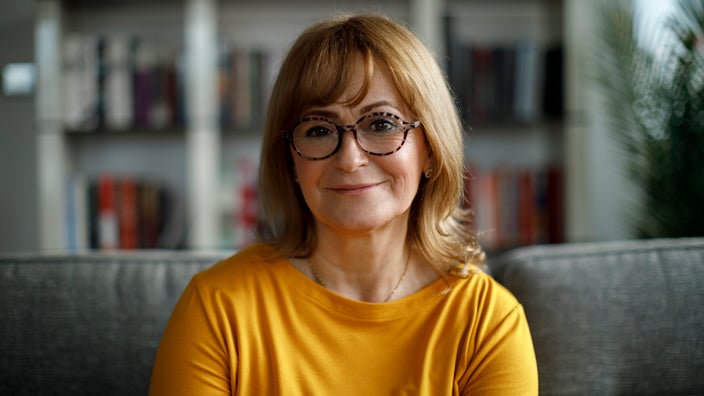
<box><xmin>35</xmin><ymin>0</ymin><xmax>568</xmax><ymax>252</ymax></box>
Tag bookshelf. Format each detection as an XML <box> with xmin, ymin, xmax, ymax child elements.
<box><xmin>35</xmin><ymin>0</ymin><xmax>568</xmax><ymax>252</ymax></box>
<box><xmin>446</xmin><ymin>0</ymin><xmax>565</xmax><ymax>251</ymax></box>
<box><xmin>36</xmin><ymin>0</ymin><xmax>218</xmax><ymax>251</ymax></box>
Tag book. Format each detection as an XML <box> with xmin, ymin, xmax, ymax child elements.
<box><xmin>542</xmin><ymin>45</ymin><xmax>564</xmax><ymax>119</ymax></box>
<box><xmin>118</xmin><ymin>177</ymin><xmax>138</xmax><ymax>249</ymax></box>
<box><xmin>138</xmin><ymin>181</ymin><xmax>160</xmax><ymax>249</ymax></box>
<box><xmin>65</xmin><ymin>174</ymin><xmax>182</xmax><ymax>250</ymax></box>
<box><xmin>464</xmin><ymin>163</ymin><xmax>564</xmax><ymax>250</ymax></box>
<box><xmin>66</xmin><ymin>175</ymin><xmax>89</xmax><ymax>252</ymax></box>
<box><xmin>513</xmin><ymin>40</ymin><xmax>542</xmax><ymax>123</ymax></box>
<box><xmin>218</xmin><ymin>46</ymin><xmax>282</xmax><ymax>131</ymax></box>
<box><xmin>131</xmin><ymin>38</ymin><xmax>156</xmax><ymax>129</ymax></box>
<box><xmin>231</xmin><ymin>48</ymin><xmax>252</xmax><ymax>128</ymax></box>
<box><xmin>260</xmin><ymin>49</ymin><xmax>284</xmax><ymax>120</ymax></box>
<box><xmin>546</xmin><ymin>166</ymin><xmax>564</xmax><ymax>243</ymax></box>
<box><xmin>470</xmin><ymin>46</ymin><xmax>495</xmax><ymax>123</ymax></box>
<box><xmin>97</xmin><ymin>174</ymin><xmax>119</xmax><ymax>250</ymax></box>
<box><xmin>104</xmin><ymin>35</ymin><xmax>134</xmax><ymax>130</ymax></box>
<box><xmin>62</xmin><ymin>33</ymin><xmax>98</xmax><ymax>131</ymax></box>
<box><xmin>218</xmin><ymin>42</ymin><xmax>233</xmax><ymax>127</ymax></box>
<box><xmin>518</xmin><ymin>170</ymin><xmax>538</xmax><ymax>246</ymax></box>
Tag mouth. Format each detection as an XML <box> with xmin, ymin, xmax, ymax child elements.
<box><xmin>327</xmin><ymin>182</ymin><xmax>383</xmax><ymax>195</ymax></box>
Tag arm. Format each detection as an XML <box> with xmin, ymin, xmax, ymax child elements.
<box><xmin>461</xmin><ymin>304</ymin><xmax>539</xmax><ymax>395</ymax></box>
<box><xmin>149</xmin><ymin>276</ymin><xmax>235</xmax><ymax>396</ymax></box>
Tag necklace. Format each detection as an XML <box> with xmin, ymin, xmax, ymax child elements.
<box><xmin>309</xmin><ymin>254</ymin><xmax>411</xmax><ymax>303</ymax></box>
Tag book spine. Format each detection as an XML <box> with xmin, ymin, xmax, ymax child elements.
<box><xmin>97</xmin><ymin>174</ymin><xmax>118</xmax><ymax>250</ymax></box>
<box><xmin>513</xmin><ymin>40</ymin><xmax>540</xmax><ymax>123</ymax></box>
<box><xmin>118</xmin><ymin>177</ymin><xmax>139</xmax><ymax>249</ymax></box>
<box><xmin>231</xmin><ymin>49</ymin><xmax>252</xmax><ymax>128</ymax></box>
<box><xmin>464</xmin><ymin>163</ymin><xmax>564</xmax><ymax>250</ymax></box>
<box><xmin>105</xmin><ymin>35</ymin><xmax>134</xmax><ymax>130</ymax></box>
<box><xmin>518</xmin><ymin>170</ymin><xmax>538</xmax><ymax>246</ymax></box>
<box><xmin>66</xmin><ymin>175</ymin><xmax>89</xmax><ymax>252</ymax></box>
<box><xmin>132</xmin><ymin>38</ymin><xmax>155</xmax><ymax>129</ymax></box>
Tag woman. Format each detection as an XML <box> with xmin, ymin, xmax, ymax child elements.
<box><xmin>150</xmin><ymin>13</ymin><xmax>537</xmax><ymax>395</ymax></box>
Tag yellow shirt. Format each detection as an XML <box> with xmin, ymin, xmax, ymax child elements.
<box><xmin>149</xmin><ymin>243</ymin><xmax>537</xmax><ymax>395</ymax></box>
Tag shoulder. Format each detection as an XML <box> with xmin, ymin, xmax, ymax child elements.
<box><xmin>450</xmin><ymin>270</ymin><xmax>538</xmax><ymax>394</ymax></box>
<box><xmin>192</xmin><ymin>242</ymin><xmax>287</xmax><ymax>291</ymax></box>
<box><xmin>448</xmin><ymin>267</ymin><xmax>523</xmax><ymax>322</ymax></box>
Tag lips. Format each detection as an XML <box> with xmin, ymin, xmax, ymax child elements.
<box><xmin>327</xmin><ymin>182</ymin><xmax>382</xmax><ymax>194</ymax></box>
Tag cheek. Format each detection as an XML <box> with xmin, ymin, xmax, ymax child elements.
<box><xmin>382</xmin><ymin>153</ymin><xmax>425</xmax><ymax>200</ymax></box>
<box><xmin>291</xmin><ymin>157</ymin><xmax>324</xmax><ymax>198</ymax></box>
<box><xmin>396</xmin><ymin>139</ymin><xmax>428</xmax><ymax>181</ymax></box>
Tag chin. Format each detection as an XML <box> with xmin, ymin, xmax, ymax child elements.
<box><xmin>322</xmin><ymin>212</ymin><xmax>406</xmax><ymax>235</ymax></box>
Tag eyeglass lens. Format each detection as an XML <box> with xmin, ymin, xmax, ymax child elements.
<box><xmin>291</xmin><ymin>112</ymin><xmax>418</xmax><ymax>160</ymax></box>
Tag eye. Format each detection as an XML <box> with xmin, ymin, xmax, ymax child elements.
<box><xmin>294</xmin><ymin>118</ymin><xmax>337</xmax><ymax>139</ymax></box>
<box><xmin>366</xmin><ymin>115</ymin><xmax>401</xmax><ymax>134</ymax></box>
<box><xmin>304</xmin><ymin>124</ymin><xmax>335</xmax><ymax>138</ymax></box>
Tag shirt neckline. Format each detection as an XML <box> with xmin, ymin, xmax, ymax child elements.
<box><xmin>275</xmin><ymin>250</ymin><xmax>459</xmax><ymax>321</ymax></box>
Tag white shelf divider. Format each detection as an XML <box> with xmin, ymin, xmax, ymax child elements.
<box><xmin>35</xmin><ymin>0</ymin><xmax>67</xmax><ymax>251</ymax></box>
<box><xmin>184</xmin><ymin>0</ymin><xmax>220</xmax><ymax>250</ymax></box>
<box><xmin>409</xmin><ymin>0</ymin><xmax>445</xmax><ymax>61</ymax></box>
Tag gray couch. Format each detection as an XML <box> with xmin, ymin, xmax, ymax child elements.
<box><xmin>1</xmin><ymin>238</ymin><xmax>703</xmax><ymax>395</ymax></box>
<box><xmin>0</xmin><ymin>250</ymin><xmax>227</xmax><ymax>395</ymax></box>
<box><xmin>490</xmin><ymin>237</ymin><xmax>704</xmax><ymax>395</ymax></box>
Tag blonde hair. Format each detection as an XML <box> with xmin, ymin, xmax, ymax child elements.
<box><xmin>257</xmin><ymin>13</ymin><xmax>483</xmax><ymax>275</ymax></box>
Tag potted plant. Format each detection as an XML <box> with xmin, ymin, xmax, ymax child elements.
<box><xmin>595</xmin><ymin>0</ymin><xmax>704</xmax><ymax>238</ymax></box>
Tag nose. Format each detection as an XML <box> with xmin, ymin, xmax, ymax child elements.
<box><xmin>333</xmin><ymin>129</ymin><xmax>368</xmax><ymax>171</ymax></box>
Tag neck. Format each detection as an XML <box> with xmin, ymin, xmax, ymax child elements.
<box><xmin>306</xmin><ymin>224</ymin><xmax>413</xmax><ymax>302</ymax></box>
<box><xmin>309</xmin><ymin>249</ymin><xmax>411</xmax><ymax>303</ymax></box>
<box><xmin>312</xmin><ymin>206</ymin><xmax>411</xmax><ymax>267</ymax></box>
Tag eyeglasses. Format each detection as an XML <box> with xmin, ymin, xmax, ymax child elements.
<box><xmin>284</xmin><ymin>112</ymin><xmax>422</xmax><ymax>161</ymax></box>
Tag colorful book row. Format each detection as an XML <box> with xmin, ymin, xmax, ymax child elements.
<box><xmin>218</xmin><ymin>44</ymin><xmax>283</xmax><ymax>130</ymax></box>
<box><xmin>448</xmin><ymin>42</ymin><xmax>564</xmax><ymax>125</ymax></box>
<box><xmin>61</xmin><ymin>33</ymin><xmax>282</xmax><ymax>132</ymax></box>
<box><xmin>66</xmin><ymin>174</ymin><xmax>183</xmax><ymax>251</ymax></box>
<box><xmin>464</xmin><ymin>164</ymin><xmax>564</xmax><ymax>251</ymax></box>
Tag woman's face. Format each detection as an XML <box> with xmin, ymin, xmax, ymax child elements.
<box><xmin>290</xmin><ymin>56</ymin><xmax>430</xmax><ymax>236</ymax></box>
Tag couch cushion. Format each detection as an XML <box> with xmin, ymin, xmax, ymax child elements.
<box><xmin>0</xmin><ymin>251</ymin><xmax>227</xmax><ymax>396</ymax></box>
<box><xmin>490</xmin><ymin>238</ymin><xmax>704</xmax><ymax>396</ymax></box>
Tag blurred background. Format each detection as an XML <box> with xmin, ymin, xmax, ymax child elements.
<box><xmin>0</xmin><ymin>0</ymin><xmax>701</xmax><ymax>254</ymax></box>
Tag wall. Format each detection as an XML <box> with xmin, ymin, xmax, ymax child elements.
<box><xmin>0</xmin><ymin>0</ymin><xmax>38</xmax><ymax>253</ymax></box>
<box><xmin>564</xmin><ymin>0</ymin><xmax>635</xmax><ymax>243</ymax></box>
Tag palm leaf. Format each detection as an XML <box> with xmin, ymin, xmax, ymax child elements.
<box><xmin>595</xmin><ymin>0</ymin><xmax>704</xmax><ymax>238</ymax></box>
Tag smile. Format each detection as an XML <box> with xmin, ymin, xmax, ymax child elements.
<box><xmin>328</xmin><ymin>182</ymin><xmax>383</xmax><ymax>195</ymax></box>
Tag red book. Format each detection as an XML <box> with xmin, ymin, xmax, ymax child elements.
<box><xmin>485</xmin><ymin>169</ymin><xmax>500</xmax><ymax>250</ymax></box>
<box><xmin>547</xmin><ymin>166</ymin><xmax>564</xmax><ymax>244</ymax></box>
<box><xmin>119</xmin><ymin>177</ymin><xmax>138</xmax><ymax>249</ymax></box>
<box><xmin>518</xmin><ymin>170</ymin><xmax>538</xmax><ymax>246</ymax></box>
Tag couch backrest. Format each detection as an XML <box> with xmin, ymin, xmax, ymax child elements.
<box><xmin>490</xmin><ymin>237</ymin><xmax>704</xmax><ymax>396</ymax></box>
<box><xmin>0</xmin><ymin>251</ymin><xmax>227</xmax><ymax>396</ymax></box>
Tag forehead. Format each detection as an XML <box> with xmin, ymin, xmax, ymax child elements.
<box><xmin>300</xmin><ymin>55</ymin><xmax>406</xmax><ymax>118</ymax></box>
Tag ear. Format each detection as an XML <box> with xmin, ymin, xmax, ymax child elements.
<box><xmin>423</xmin><ymin>148</ymin><xmax>434</xmax><ymax>172</ymax></box>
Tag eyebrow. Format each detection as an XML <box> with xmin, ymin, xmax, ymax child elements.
<box><xmin>301</xmin><ymin>100</ymin><xmax>398</xmax><ymax>120</ymax></box>
<box><xmin>360</xmin><ymin>100</ymin><xmax>396</xmax><ymax>114</ymax></box>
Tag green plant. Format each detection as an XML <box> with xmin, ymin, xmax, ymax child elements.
<box><xmin>596</xmin><ymin>0</ymin><xmax>704</xmax><ymax>238</ymax></box>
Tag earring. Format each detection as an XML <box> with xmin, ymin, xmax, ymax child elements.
<box><xmin>424</xmin><ymin>169</ymin><xmax>433</xmax><ymax>178</ymax></box>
